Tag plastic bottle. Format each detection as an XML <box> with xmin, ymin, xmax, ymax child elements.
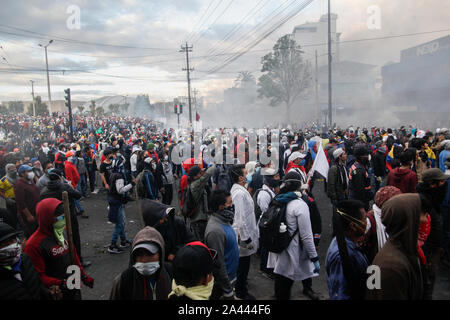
<box><xmin>279</xmin><ymin>222</ymin><xmax>287</xmax><ymax>233</ymax></box>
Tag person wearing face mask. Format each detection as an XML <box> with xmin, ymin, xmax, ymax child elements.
<box><xmin>99</xmin><ymin>148</ymin><xmax>115</xmax><ymax>191</ymax></box>
<box><xmin>169</xmin><ymin>241</ymin><xmax>216</xmax><ymax>300</ymax></box>
<box><xmin>205</xmin><ymin>190</ymin><xmax>239</xmax><ymax>300</ymax></box>
<box><xmin>141</xmin><ymin>199</ymin><xmax>195</xmax><ymax>276</ymax></box>
<box><xmin>155</xmin><ymin>153</ymin><xmax>175</xmax><ymax>205</ymax></box>
<box><xmin>0</xmin><ymin>222</ymin><xmax>49</xmax><ymax>300</ymax></box>
<box><xmin>24</xmin><ymin>199</ymin><xmax>94</xmax><ymax>300</ymax></box>
<box><xmin>348</xmin><ymin>146</ymin><xmax>373</xmax><ymax>211</ymax></box>
<box><xmin>109</xmin><ymin>226</ymin><xmax>171</xmax><ymax>300</ymax></box>
<box><xmin>325</xmin><ymin>200</ymin><xmax>369</xmax><ymax>300</ymax></box>
<box><xmin>31</xmin><ymin>159</ymin><xmax>44</xmax><ymax>181</ymax></box>
<box><xmin>64</xmin><ymin>151</ymin><xmax>85</xmax><ymax>218</ymax></box>
<box><xmin>0</xmin><ymin>164</ymin><xmax>19</xmax><ymax>230</ymax></box>
<box><xmin>255</xmin><ymin>167</ymin><xmax>281</xmax><ymax>279</ymax></box>
<box><xmin>14</xmin><ymin>165</ymin><xmax>40</xmax><ymax>238</ymax></box>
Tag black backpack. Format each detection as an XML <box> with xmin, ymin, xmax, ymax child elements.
<box><xmin>181</xmin><ymin>184</ymin><xmax>198</xmax><ymax>219</ymax></box>
<box><xmin>253</xmin><ymin>188</ymin><xmax>273</xmax><ymax>223</ymax></box>
<box><xmin>258</xmin><ymin>198</ymin><xmax>298</xmax><ymax>253</ymax></box>
<box><xmin>216</xmin><ymin>164</ymin><xmax>232</xmax><ymax>192</ymax></box>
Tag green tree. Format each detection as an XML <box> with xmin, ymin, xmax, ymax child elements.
<box><xmin>0</xmin><ymin>104</ymin><xmax>9</xmax><ymax>115</ymax></box>
<box><xmin>95</xmin><ymin>106</ymin><xmax>104</xmax><ymax>116</ymax></box>
<box><xmin>77</xmin><ymin>105</ymin><xmax>85</xmax><ymax>114</ymax></box>
<box><xmin>257</xmin><ymin>35</ymin><xmax>312</xmax><ymax>118</ymax></box>
<box><xmin>89</xmin><ymin>100</ymin><xmax>96</xmax><ymax>116</ymax></box>
<box><xmin>8</xmin><ymin>101</ymin><xmax>24</xmax><ymax>114</ymax></box>
<box><xmin>234</xmin><ymin>71</ymin><xmax>256</xmax><ymax>88</ymax></box>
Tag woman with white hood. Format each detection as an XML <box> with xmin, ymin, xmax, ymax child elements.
<box><xmin>361</xmin><ymin>186</ymin><xmax>402</xmax><ymax>264</ymax></box>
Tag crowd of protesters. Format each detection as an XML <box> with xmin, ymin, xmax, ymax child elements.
<box><xmin>0</xmin><ymin>113</ymin><xmax>449</xmax><ymax>301</ymax></box>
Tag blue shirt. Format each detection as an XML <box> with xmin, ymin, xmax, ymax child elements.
<box><xmin>439</xmin><ymin>150</ymin><xmax>450</xmax><ymax>172</ymax></box>
<box><xmin>325</xmin><ymin>237</ymin><xmax>368</xmax><ymax>300</ymax></box>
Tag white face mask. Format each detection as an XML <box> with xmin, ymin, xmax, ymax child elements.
<box><xmin>27</xmin><ymin>171</ymin><xmax>35</xmax><ymax>180</ymax></box>
<box><xmin>134</xmin><ymin>261</ymin><xmax>160</xmax><ymax>277</ymax></box>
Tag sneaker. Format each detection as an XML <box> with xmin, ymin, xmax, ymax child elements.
<box><xmin>119</xmin><ymin>240</ymin><xmax>132</xmax><ymax>248</ymax></box>
<box><xmin>235</xmin><ymin>293</ymin><xmax>256</xmax><ymax>300</ymax></box>
<box><xmin>303</xmin><ymin>288</ymin><xmax>320</xmax><ymax>300</ymax></box>
<box><xmin>108</xmin><ymin>245</ymin><xmax>125</xmax><ymax>254</ymax></box>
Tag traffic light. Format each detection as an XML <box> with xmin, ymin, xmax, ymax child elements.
<box><xmin>174</xmin><ymin>104</ymin><xmax>178</xmax><ymax>114</ymax></box>
<box><xmin>64</xmin><ymin>88</ymin><xmax>71</xmax><ymax>108</ymax></box>
<box><xmin>179</xmin><ymin>104</ymin><xmax>183</xmax><ymax>114</ymax></box>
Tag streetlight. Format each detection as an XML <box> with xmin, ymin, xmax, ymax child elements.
<box><xmin>39</xmin><ymin>39</ymin><xmax>53</xmax><ymax>115</ymax></box>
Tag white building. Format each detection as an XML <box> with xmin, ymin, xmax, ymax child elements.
<box><xmin>292</xmin><ymin>13</ymin><xmax>340</xmax><ymax>67</ymax></box>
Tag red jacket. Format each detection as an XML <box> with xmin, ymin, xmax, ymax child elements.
<box><xmin>386</xmin><ymin>167</ymin><xmax>418</xmax><ymax>193</ymax></box>
<box><xmin>285</xmin><ymin>161</ymin><xmax>306</xmax><ymax>175</ymax></box>
<box><xmin>64</xmin><ymin>161</ymin><xmax>80</xmax><ymax>188</ymax></box>
<box><xmin>24</xmin><ymin>198</ymin><xmax>86</xmax><ymax>288</ymax></box>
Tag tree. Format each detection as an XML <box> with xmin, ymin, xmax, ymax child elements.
<box><xmin>95</xmin><ymin>106</ymin><xmax>104</xmax><ymax>116</ymax></box>
<box><xmin>26</xmin><ymin>96</ymin><xmax>48</xmax><ymax>116</ymax></box>
<box><xmin>257</xmin><ymin>35</ymin><xmax>312</xmax><ymax>118</ymax></box>
<box><xmin>108</xmin><ymin>103</ymin><xmax>120</xmax><ymax>114</ymax></box>
<box><xmin>77</xmin><ymin>105</ymin><xmax>85</xmax><ymax>114</ymax></box>
<box><xmin>89</xmin><ymin>100</ymin><xmax>96</xmax><ymax>116</ymax></box>
<box><xmin>8</xmin><ymin>101</ymin><xmax>24</xmax><ymax>114</ymax></box>
<box><xmin>0</xmin><ymin>104</ymin><xmax>9</xmax><ymax>115</ymax></box>
<box><xmin>234</xmin><ymin>71</ymin><xmax>256</xmax><ymax>88</ymax></box>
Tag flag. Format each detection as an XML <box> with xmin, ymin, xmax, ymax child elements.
<box><xmin>196</xmin><ymin>112</ymin><xmax>200</xmax><ymax>122</ymax></box>
<box><xmin>309</xmin><ymin>142</ymin><xmax>329</xmax><ymax>181</ymax></box>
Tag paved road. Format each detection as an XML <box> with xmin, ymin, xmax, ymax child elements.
<box><xmin>73</xmin><ymin>180</ymin><xmax>449</xmax><ymax>300</ymax></box>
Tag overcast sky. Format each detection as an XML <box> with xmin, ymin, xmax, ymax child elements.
<box><xmin>0</xmin><ymin>0</ymin><xmax>449</xmax><ymax>104</ymax></box>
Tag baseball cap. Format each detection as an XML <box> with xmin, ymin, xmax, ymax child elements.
<box><xmin>0</xmin><ymin>223</ymin><xmax>21</xmax><ymax>243</ymax></box>
<box><xmin>18</xmin><ymin>165</ymin><xmax>33</xmax><ymax>174</ymax></box>
<box><xmin>173</xmin><ymin>242</ymin><xmax>216</xmax><ymax>276</ymax></box>
<box><xmin>132</xmin><ymin>242</ymin><xmax>160</xmax><ymax>255</ymax></box>
<box><xmin>422</xmin><ymin>168</ymin><xmax>450</xmax><ymax>182</ymax></box>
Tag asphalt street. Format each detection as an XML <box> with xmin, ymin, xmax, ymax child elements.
<box><xmin>45</xmin><ymin>179</ymin><xmax>450</xmax><ymax>300</ymax></box>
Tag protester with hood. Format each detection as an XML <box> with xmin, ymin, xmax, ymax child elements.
<box><xmin>205</xmin><ymin>190</ymin><xmax>239</xmax><ymax>300</ymax></box>
<box><xmin>327</xmin><ymin>148</ymin><xmax>349</xmax><ymax>206</ymax></box>
<box><xmin>24</xmin><ymin>198</ymin><xmax>94</xmax><ymax>300</ymax></box>
<box><xmin>187</xmin><ymin>164</ymin><xmax>217</xmax><ymax>241</ymax></box>
<box><xmin>325</xmin><ymin>199</ymin><xmax>369</xmax><ymax>300</ymax></box>
<box><xmin>267</xmin><ymin>170</ymin><xmax>320</xmax><ymax>300</ymax></box>
<box><xmin>366</xmin><ymin>194</ymin><xmax>426</xmax><ymax>300</ymax></box>
<box><xmin>0</xmin><ymin>222</ymin><xmax>50</xmax><ymax>300</ymax></box>
<box><xmin>230</xmin><ymin>164</ymin><xmax>258</xmax><ymax>300</ymax></box>
<box><xmin>141</xmin><ymin>199</ymin><xmax>195</xmax><ymax>276</ymax></box>
<box><xmin>14</xmin><ymin>165</ymin><xmax>40</xmax><ymax>238</ymax></box>
<box><xmin>0</xmin><ymin>163</ymin><xmax>19</xmax><ymax>229</ymax></box>
<box><xmin>387</xmin><ymin>149</ymin><xmax>418</xmax><ymax>193</ymax></box>
<box><xmin>169</xmin><ymin>241</ymin><xmax>216</xmax><ymax>300</ymax></box>
<box><xmin>361</xmin><ymin>186</ymin><xmax>402</xmax><ymax>264</ymax></box>
<box><xmin>109</xmin><ymin>226</ymin><xmax>172</xmax><ymax>300</ymax></box>
<box><xmin>40</xmin><ymin>169</ymin><xmax>90</xmax><ymax>268</ymax></box>
<box><xmin>348</xmin><ymin>146</ymin><xmax>373</xmax><ymax>211</ymax></box>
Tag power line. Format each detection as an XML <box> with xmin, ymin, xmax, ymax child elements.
<box><xmin>186</xmin><ymin>0</ymin><xmax>217</xmax><ymax>43</ymax></box>
<box><xmin>189</xmin><ymin>0</ymin><xmax>222</xmax><ymax>44</ymax></box>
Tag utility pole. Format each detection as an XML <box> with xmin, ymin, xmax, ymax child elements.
<box><xmin>30</xmin><ymin>80</ymin><xmax>36</xmax><ymax>116</ymax></box>
<box><xmin>327</xmin><ymin>0</ymin><xmax>332</xmax><ymax>129</ymax></box>
<box><xmin>314</xmin><ymin>50</ymin><xmax>319</xmax><ymax>126</ymax></box>
<box><xmin>64</xmin><ymin>88</ymin><xmax>74</xmax><ymax>142</ymax></box>
<box><xmin>39</xmin><ymin>40</ymin><xmax>53</xmax><ymax>115</ymax></box>
<box><xmin>193</xmin><ymin>88</ymin><xmax>198</xmax><ymax>131</ymax></box>
<box><xmin>180</xmin><ymin>42</ymin><xmax>193</xmax><ymax>128</ymax></box>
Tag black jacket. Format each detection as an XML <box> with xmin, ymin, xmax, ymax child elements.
<box><xmin>327</xmin><ymin>162</ymin><xmax>348</xmax><ymax>203</ymax></box>
<box><xmin>372</xmin><ymin>151</ymin><xmax>387</xmax><ymax>178</ymax></box>
<box><xmin>0</xmin><ymin>253</ymin><xmax>48</xmax><ymax>300</ymax></box>
<box><xmin>40</xmin><ymin>180</ymin><xmax>81</xmax><ymax>215</ymax></box>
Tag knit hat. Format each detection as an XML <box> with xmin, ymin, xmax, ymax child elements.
<box><xmin>173</xmin><ymin>241</ymin><xmax>216</xmax><ymax>277</ymax></box>
<box><xmin>374</xmin><ymin>186</ymin><xmax>402</xmax><ymax>208</ymax></box>
<box><xmin>333</xmin><ymin>148</ymin><xmax>345</xmax><ymax>159</ymax></box>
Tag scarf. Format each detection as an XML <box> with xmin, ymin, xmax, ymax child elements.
<box><xmin>169</xmin><ymin>278</ymin><xmax>214</xmax><ymax>300</ymax></box>
<box><xmin>372</xmin><ymin>204</ymin><xmax>388</xmax><ymax>251</ymax></box>
<box><xmin>275</xmin><ymin>191</ymin><xmax>299</xmax><ymax>204</ymax></box>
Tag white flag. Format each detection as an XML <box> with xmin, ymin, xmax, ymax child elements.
<box><xmin>309</xmin><ymin>142</ymin><xmax>329</xmax><ymax>181</ymax></box>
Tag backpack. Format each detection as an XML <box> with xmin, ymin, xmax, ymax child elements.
<box><xmin>181</xmin><ymin>184</ymin><xmax>198</xmax><ymax>219</ymax></box>
<box><xmin>216</xmin><ymin>164</ymin><xmax>232</xmax><ymax>192</ymax></box>
<box><xmin>258</xmin><ymin>199</ymin><xmax>298</xmax><ymax>253</ymax></box>
<box><xmin>253</xmin><ymin>188</ymin><xmax>273</xmax><ymax>223</ymax></box>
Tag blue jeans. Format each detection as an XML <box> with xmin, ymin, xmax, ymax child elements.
<box><xmin>77</xmin><ymin>174</ymin><xmax>87</xmax><ymax>197</ymax></box>
<box><xmin>74</xmin><ymin>198</ymin><xmax>84</xmax><ymax>213</ymax></box>
<box><xmin>111</xmin><ymin>205</ymin><xmax>126</xmax><ymax>246</ymax></box>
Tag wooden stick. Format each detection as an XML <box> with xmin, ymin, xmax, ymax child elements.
<box><xmin>62</xmin><ymin>191</ymin><xmax>75</xmax><ymax>264</ymax></box>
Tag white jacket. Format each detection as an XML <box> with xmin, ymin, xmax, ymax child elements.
<box><xmin>267</xmin><ymin>194</ymin><xmax>318</xmax><ymax>281</ymax></box>
<box><xmin>130</xmin><ymin>153</ymin><xmax>138</xmax><ymax>172</ymax></box>
<box><xmin>231</xmin><ymin>183</ymin><xmax>259</xmax><ymax>257</ymax></box>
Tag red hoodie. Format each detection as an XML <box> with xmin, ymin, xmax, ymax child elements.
<box><xmin>386</xmin><ymin>167</ymin><xmax>418</xmax><ymax>194</ymax></box>
<box><xmin>24</xmin><ymin>198</ymin><xmax>86</xmax><ymax>288</ymax></box>
<box><xmin>65</xmin><ymin>161</ymin><xmax>80</xmax><ymax>188</ymax></box>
